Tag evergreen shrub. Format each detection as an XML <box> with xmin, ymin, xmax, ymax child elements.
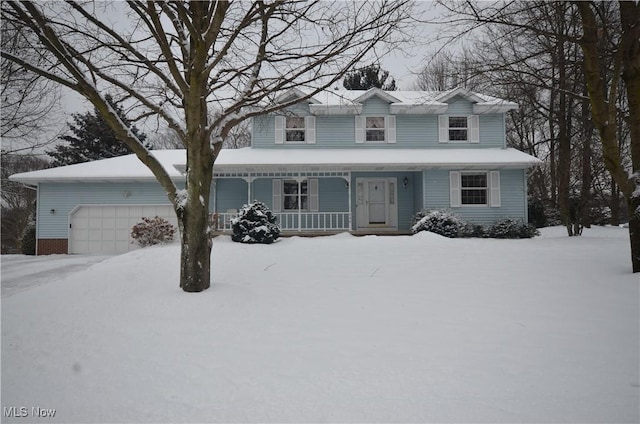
<box><xmin>21</xmin><ymin>225</ymin><xmax>36</xmax><ymax>255</ymax></box>
<box><xmin>487</xmin><ymin>218</ymin><xmax>539</xmax><ymax>239</ymax></box>
<box><xmin>231</xmin><ymin>201</ymin><xmax>280</xmax><ymax>244</ymax></box>
<box><xmin>411</xmin><ymin>209</ymin><xmax>539</xmax><ymax>239</ymax></box>
<box><xmin>411</xmin><ymin>209</ymin><xmax>466</xmax><ymax>238</ymax></box>
<box><xmin>131</xmin><ymin>216</ymin><xmax>176</xmax><ymax>247</ymax></box>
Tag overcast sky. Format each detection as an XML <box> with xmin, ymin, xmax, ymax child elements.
<box><xmin>17</xmin><ymin>1</ymin><xmax>449</xmax><ymax>154</ymax></box>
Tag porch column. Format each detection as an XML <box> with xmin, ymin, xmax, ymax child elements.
<box><xmin>295</xmin><ymin>175</ymin><xmax>304</xmax><ymax>232</ymax></box>
<box><xmin>345</xmin><ymin>173</ymin><xmax>352</xmax><ymax>231</ymax></box>
<box><xmin>243</xmin><ymin>175</ymin><xmax>254</xmax><ymax>204</ymax></box>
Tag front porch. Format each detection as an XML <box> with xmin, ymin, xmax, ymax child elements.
<box><xmin>212</xmin><ymin>211</ymin><xmax>351</xmax><ymax>233</ymax></box>
<box><xmin>211</xmin><ymin>211</ymin><xmax>412</xmax><ymax>236</ymax></box>
<box><xmin>212</xmin><ymin>169</ymin><xmax>421</xmax><ymax>234</ymax></box>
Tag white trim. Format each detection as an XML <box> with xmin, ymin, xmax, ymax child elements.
<box><xmin>355</xmin><ymin>177</ymin><xmax>398</xmax><ymax>230</ymax></box>
<box><xmin>489</xmin><ymin>170</ymin><xmax>501</xmax><ymax>207</ymax></box>
<box><xmin>449</xmin><ymin>171</ymin><xmax>461</xmax><ymax>207</ymax></box>
<box><xmin>386</xmin><ymin>115</ymin><xmax>396</xmax><ymax>144</ymax></box>
<box><xmin>305</xmin><ymin>116</ymin><xmax>316</xmax><ymax>144</ymax></box>
<box><xmin>390</xmin><ymin>103</ymin><xmax>448</xmax><ymax>115</ymax></box>
<box><xmin>363</xmin><ymin>115</ymin><xmax>386</xmax><ymax>144</ymax></box>
<box><xmin>468</xmin><ymin>115</ymin><xmax>479</xmax><ymax>143</ymax></box>
<box><xmin>68</xmin><ymin>204</ymin><xmax>176</xmax><ymax>255</ymax></box>
<box><xmin>438</xmin><ymin>115</ymin><xmax>449</xmax><ymax>143</ymax></box>
<box><xmin>354</xmin><ymin>87</ymin><xmax>401</xmax><ymax>103</ymax></box>
<box><xmin>274</xmin><ymin>116</ymin><xmax>284</xmax><ymax>144</ymax></box>
<box><xmin>272</xmin><ymin>179</ymin><xmax>282</xmax><ymax>212</ymax></box>
<box><xmin>309</xmin><ymin>104</ymin><xmax>363</xmax><ymax>115</ymax></box>
<box><xmin>309</xmin><ymin>178</ymin><xmax>319</xmax><ymax>212</ymax></box>
<box><xmin>436</xmin><ymin>87</ymin><xmax>486</xmax><ymax>104</ymax></box>
<box><xmin>283</xmin><ymin>116</ymin><xmax>307</xmax><ymax>144</ymax></box>
<box><xmin>355</xmin><ymin>116</ymin><xmax>365</xmax><ymax>144</ymax></box>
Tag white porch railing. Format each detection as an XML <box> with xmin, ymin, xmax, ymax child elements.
<box><xmin>212</xmin><ymin>211</ymin><xmax>350</xmax><ymax>232</ymax></box>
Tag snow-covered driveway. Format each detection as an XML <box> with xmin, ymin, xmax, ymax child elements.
<box><xmin>1</xmin><ymin>254</ymin><xmax>111</xmax><ymax>297</ymax></box>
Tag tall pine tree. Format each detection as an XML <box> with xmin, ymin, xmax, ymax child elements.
<box><xmin>49</xmin><ymin>95</ymin><xmax>148</xmax><ymax>165</ymax></box>
<box><xmin>343</xmin><ymin>64</ymin><xmax>397</xmax><ymax>90</ymax></box>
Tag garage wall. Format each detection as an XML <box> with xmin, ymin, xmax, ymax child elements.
<box><xmin>37</xmin><ymin>182</ymin><xmax>182</xmax><ymax>239</ymax></box>
<box><xmin>69</xmin><ymin>204</ymin><xmax>177</xmax><ymax>254</ymax></box>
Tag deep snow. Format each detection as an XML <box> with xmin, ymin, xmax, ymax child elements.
<box><xmin>1</xmin><ymin>226</ymin><xmax>638</xmax><ymax>423</ymax></box>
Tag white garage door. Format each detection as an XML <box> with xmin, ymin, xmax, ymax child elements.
<box><xmin>69</xmin><ymin>205</ymin><xmax>178</xmax><ymax>254</ymax></box>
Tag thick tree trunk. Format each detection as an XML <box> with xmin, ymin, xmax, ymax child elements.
<box><xmin>619</xmin><ymin>1</ymin><xmax>640</xmax><ymax>272</ymax></box>
<box><xmin>556</xmin><ymin>34</ymin><xmax>575</xmax><ymax>236</ymax></box>
<box><xmin>629</xmin><ymin>195</ymin><xmax>640</xmax><ymax>273</ymax></box>
<box><xmin>576</xmin><ymin>1</ymin><xmax>640</xmax><ymax>272</ymax></box>
<box><xmin>177</xmin><ymin>144</ymin><xmax>215</xmax><ymax>292</ymax></box>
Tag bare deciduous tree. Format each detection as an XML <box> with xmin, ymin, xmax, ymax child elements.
<box><xmin>1</xmin><ymin>153</ymin><xmax>50</xmax><ymax>252</ymax></box>
<box><xmin>430</xmin><ymin>0</ymin><xmax>639</xmax><ymax>272</ymax></box>
<box><xmin>575</xmin><ymin>0</ymin><xmax>640</xmax><ymax>272</ymax></box>
<box><xmin>1</xmin><ymin>1</ymin><xmax>414</xmax><ymax>291</ymax></box>
<box><xmin>1</xmin><ymin>19</ymin><xmax>61</xmax><ymax>153</ymax></box>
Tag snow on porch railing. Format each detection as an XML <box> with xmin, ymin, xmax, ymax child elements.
<box><xmin>211</xmin><ymin>212</ymin><xmax>350</xmax><ymax>233</ymax></box>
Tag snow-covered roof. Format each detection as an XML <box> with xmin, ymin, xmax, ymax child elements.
<box><xmin>286</xmin><ymin>87</ymin><xmax>518</xmax><ymax>115</ymax></box>
<box><xmin>10</xmin><ymin>148</ymin><xmax>540</xmax><ymax>184</ymax></box>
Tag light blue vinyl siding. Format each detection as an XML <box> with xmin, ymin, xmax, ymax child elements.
<box><xmin>423</xmin><ymin>168</ymin><xmax>527</xmax><ymax>224</ymax></box>
<box><xmin>361</xmin><ymin>97</ymin><xmax>390</xmax><ymax>115</ymax></box>
<box><xmin>252</xmin><ymin>95</ymin><xmax>506</xmax><ymax>148</ymax></box>
<box><xmin>215</xmin><ymin>178</ymin><xmax>249</xmax><ymax>211</ymax></box>
<box><xmin>318</xmin><ymin>178</ymin><xmax>349</xmax><ymax>212</ymax></box>
<box><xmin>445</xmin><ymin>96</ymin><xmax>474</xmax><ymax>115</ymax></box>
<box><xmin>316</xmin><ymin>116</ymin><xmax>354</xmax><ymax>146</ymax></box>
<box><xmin>413</xmin><ymin>171</ymin><xmax>424</xmax><ymax>215</ymax></box>
<box><xmin>37</xmin><ymin>182</ymin><xmax>177</xmax><ymax>239</ymax></box>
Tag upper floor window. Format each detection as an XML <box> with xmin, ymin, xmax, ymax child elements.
<box><xmin>439</xmin><ymin>115</ymin><xmax>479</xmax><ymax>143</ymax></box>
<box><xmin>286</xmin><ymin>117</ymin><xmax>306</xmax><ymax>142</ymax></box>
<box><xmin>275</xmin><ymin>116</ymin><xmax>316</xmax><ymax>144</ymax></box>
<box><xmin>448</xmin><ymin>117</ymin><xmax>468</xmax><ymax>141</ymax></box>
<box><xmin>365</xmin><ymin>117</ymin><xmax>385</xmax><ymax>142</ymax></box>
<box><xmin>355</xmin><ymin>115</ymin><xmax>396</xmax><ymax>144</ymax></box>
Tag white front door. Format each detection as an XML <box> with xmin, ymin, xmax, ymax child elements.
<box><xmin>356</xmin><ymin>178</ymin><xmax>398</xmax><ymax>229</ymax></box>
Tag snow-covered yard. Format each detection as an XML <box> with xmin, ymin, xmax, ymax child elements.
<box><xmin>1</xmin><ymin>226</ymin><xmax>638</xmax><ymax>423</ymax></box>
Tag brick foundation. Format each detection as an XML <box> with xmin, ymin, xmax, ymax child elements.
<box><xmin>37</xmin><ymin>239</ymin><xmax>68</xmax><ymax>255</ymax></box>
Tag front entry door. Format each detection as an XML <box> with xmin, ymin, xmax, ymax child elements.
<box><xmin>367</xmin><ymin>180</ymin><xmax>387</xmax><ymax>224</ymax></box>
<box><xmin>356</xmin><ymin>177</ymin><xmax>398</xmax><ymax>229</ymax></box>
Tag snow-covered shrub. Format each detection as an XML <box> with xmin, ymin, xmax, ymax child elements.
<box><xmin>231</xmin><ymin>201</ymin><xmax>280</xmax><ymax>244</ymax></box>
<box><xmin>460</xmin><ymin>222</ymin><xmax>488</xmax><ymax>238</ymax></box>
<box><xmin>21</xmin><ymin>225</ymin><xmax>36</xmax><ymax>255</ymax></box>
<box><xmin>487</xmin><ymin>218</ymin><xmax>539</xmax><ymax>239</ymax></box>
<box><xmin>411</xmin><ymin>209</ymin><xmax>467</xmax><ymax>238</ymax></box>
<box><xmin>131</xmin><ymin>216</ymin><xmax>176</xmax><ymax>247</ymax></box>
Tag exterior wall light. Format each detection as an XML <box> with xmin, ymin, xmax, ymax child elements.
<box><xmin>403</xmin><ymin>177</ymin><xmax>409</xmax><ymax>188</ymax></box>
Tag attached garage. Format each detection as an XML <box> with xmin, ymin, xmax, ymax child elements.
<box><xmin>69</xmin><ymin>204</ymin><xmax>177</xmax><ymax>254</ymax></box>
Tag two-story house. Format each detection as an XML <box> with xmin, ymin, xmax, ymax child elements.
<box><xmin>10</xmin><ymin>87</ymin><xmax>540</xmax><ymax>255</ymax></box>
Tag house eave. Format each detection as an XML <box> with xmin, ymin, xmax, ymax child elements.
<box><xmin>473</xmin><ymin>103</ymin><xmax>518</xmax><ymax>114</ymax></box>
<box><xmin>309</xmin><ymin>104</ymin><xmax>363</xmax><ymax>115</ymax></box>
<box><xmin>390</xmin><ymin>103</ymin><xmax>448</xmax><ymax>114</ymax></box>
